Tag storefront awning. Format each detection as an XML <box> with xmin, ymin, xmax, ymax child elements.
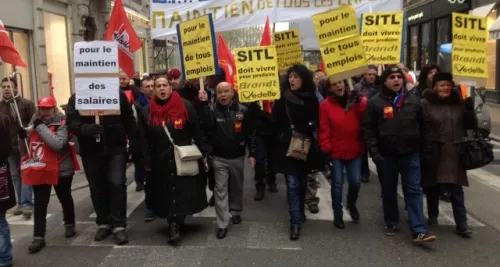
<box><xmin>471</xmin><ymin>3</ymin><xmax>496</xmax><ymax>17</ymax></box>
<box><xmin>490</xmin><ymin>16</ymin><xmax>500</xmax><ymax>40</ymax></box>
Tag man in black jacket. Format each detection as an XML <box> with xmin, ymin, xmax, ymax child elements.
<box><xmin>66</xmin><ymin>90</ymin><xmax>139</xmax><ymax>245</ymax></box>
<box><xmin>206</xmin><ymin>82</ymin><xmax>256</xmax><ymax>239</ymax></box>
<box><xmin>362</xmin><ymin>67</ymin><xmax>436</xmax><ymax>244</ymax></box>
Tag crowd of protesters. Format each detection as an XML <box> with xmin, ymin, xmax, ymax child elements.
<box><xmin>0</xmin><ymin>61</ymin><xmax>480</xmax><ymax>265</ymax></box>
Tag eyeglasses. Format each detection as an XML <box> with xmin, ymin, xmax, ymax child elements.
<box><xmin>388</xmin><ymin>74</ymin><xmax>403</xmax><ymax>80</ymax></box>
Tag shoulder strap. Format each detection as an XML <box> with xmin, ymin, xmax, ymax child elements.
<box><xmin>284</xmin><ymin>102</ymin><xmax>295</xmax><ymax>130</ymax></box>
<box><xmin>162</xmin><ymin>122</ymin><xmax>175</xmax><ymax>145</ymax></box>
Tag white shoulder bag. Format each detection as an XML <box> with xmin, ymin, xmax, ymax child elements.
<box><xmin>163</xmin><ymin>124</ymin><xmax>203</xmax><ymax>176</ymax></box>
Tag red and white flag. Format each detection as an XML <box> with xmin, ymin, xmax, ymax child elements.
<box><xmin>0</xmin><ymin>20</ymin><xmax>27</xmax><ymax>67</ymax></box>
<box><xmin>217</xmin><ymin>33</ymin><xmax>236</xmax><ymax>88</ymax></box>
<box><xmin>104</xmin><ymin>0</ymin><xmax>142</xmax><ymax>78</ymax></box>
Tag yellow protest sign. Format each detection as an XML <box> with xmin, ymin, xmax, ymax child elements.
<box><xmin>274</xmin><ymin>29</ymin><xmax>303</xmax><ymax>70</ymax></box>
<box><xmin>361</xmin><ymin>12</ymin><xmax>403</xmax><ymax>64</ymax></box>
<box><xmin>234</xmin><ymin>46</ymin><xmax>280</xmax><ymax>103</ymax></box>
<box><xmin>313</xmin><ymin>5</ymin><xmax>367</xmax><ymax>81</ymax></box>
<box><xmin>452</xmin><ymin>13</ymin><xmax>488</xmax><ymax>85</ymax></box>
<box><xmin>176</xmin><ymin>14</ymin><xmax>218</xmax><ymax>80</ymax></box>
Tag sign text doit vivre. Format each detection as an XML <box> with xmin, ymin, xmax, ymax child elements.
<box><xmin>74</xmin><ymin>41</ymin><xmax>120</xmax><ymax>111</ymax></box>
<box><xmin>234</xmin><ymin>46</ymin><xmax>280</xmax><ymax>103</ymax></box>
<box><xmin>451</xmin><ymin>13</ymin><xmax>488</xmax><ymax>80</ymax></box>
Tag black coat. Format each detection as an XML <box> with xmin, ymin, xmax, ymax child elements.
<box><xmin>138</xmin><ymin>99</ymin><xmax>208</xmax><ymax>218</ymax></box>
<box><xmin>362</xmin><ymin>87</ymin><xmax>430</xmax><ymax>158</ymax></box>
<box><xmin>0</xmin><ymin>114</ymin><xmax>16</xmax><ymax>214</ymax></box>
<box><xmin>247</xmin><ymin>102</ymin><xmax>273</xmax><ymax>136</ymax></box>
<box><xmin>66</xmin><ymin>91</ymin><xmax>140</xmax><ymax>157</ymax></box>
<box><xmin>272</xmin><ymin>90</ymin><xmax>324</xmax><ymax>174</ymax></box>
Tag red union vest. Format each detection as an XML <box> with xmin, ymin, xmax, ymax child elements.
<box><xmin>20</xmin><ymin>121</ymin><xmax>80</xmax><ymax>185</ymax></box>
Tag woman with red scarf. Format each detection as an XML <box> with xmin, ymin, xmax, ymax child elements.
<box><xmin>137</xmin><ymin>76</ymin><xmax>210</xmax><ymax>245</ymax></box>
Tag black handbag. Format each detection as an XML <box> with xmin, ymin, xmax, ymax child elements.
<box><xmin>461</xmin><ymin>132</ymin><xmax>494</xmax><ymax>170</ymax></box>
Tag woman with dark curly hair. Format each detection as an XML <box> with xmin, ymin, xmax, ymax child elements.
<box><xmin>411</xmin><ymin>64</ymin><xmax>440</xmax><ymax>97</ymax></box>
<box><xmin>272</xmin><ymin>64</ymin><xmax>323</xmax><ymax>240</ymax></box>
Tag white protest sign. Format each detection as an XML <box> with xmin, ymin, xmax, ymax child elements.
<box><xmin>74</xmin><ymin>41</ymin><xmax>120</xmax><ymax>111</ymax></box>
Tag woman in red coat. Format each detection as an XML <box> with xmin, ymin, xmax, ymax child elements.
<box><xmin>318</xmin><ymin>79</ymin><xmax>366</xmax><ymax>229</ymax></box>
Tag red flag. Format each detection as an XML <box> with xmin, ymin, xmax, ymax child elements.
<box><xmin>217</xmin><ymin>33</ymin><xmax>236</xmax><ymax>87</ymax></box>
<box><xmin>259</xmin><ymin>17</ymin><xmax>273</xmax><ymax>114</ymax></box>
<box><xmin>0</xmin><ymin>20</ymin><xmax>26</xmax><ymax>67</ymax></box>
<box><xmin>319</xmin><ymin>59</ymin><xmax>325</xmax><ymax>72</ymax></box>
<box><xmin>104</xmin><ymin>0</ymin><xmax>142</xmax><ymax>78</ymax></box>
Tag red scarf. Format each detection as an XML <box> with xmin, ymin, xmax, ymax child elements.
<box><xmin>148</xmin><ymin>91</ymin><xmax>189</xmax><ymax>127</ymax></box>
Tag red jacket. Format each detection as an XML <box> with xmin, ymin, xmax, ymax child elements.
<box><xmin>318</xmin><ymin>96</ymin><xmax>366</xmax><ymax>160</ymax></box>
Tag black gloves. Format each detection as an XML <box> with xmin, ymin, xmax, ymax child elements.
<box><xmin>81</xmin><ymin>124</ymin><xmax>104</xmax><ymax>136</ymax></box>
<box><xmin>372</xmin><ymin>154</ymin><xmax>385</xmax><ymax>165</ymax></box>
<box><xmin>464</xmin><ymin>97</ymin><xmax>474</xmax><ymax>111</ymax></box>
<box><xmin>33</xmin><ymin>119</ymin><xmax>43</xmax><ymax>129</ymax></box>
<box><xmin>18</xmin><ymin>127</ymin><xmax>27</xmax><ymax>140</ymax></box>
<box><xmin>350</xmin><ymin>90</ymin><xmax>361</xmax><ymax>104</ymax></box>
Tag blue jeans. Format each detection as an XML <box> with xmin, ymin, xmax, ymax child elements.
<box><xmin>331</xmin><ymin>157</ymin><xmax>362</xmax><ymax>216</ymax></box>
<box><xmin>8</xmin><ymin>152</ymin><xmax>33</xmax><ymax>208</ymax></box>
<box><xmin>381</xmin><ymin>153</ymin><xmax>427</xmax><ymax>235</ymax></box>
<box><xmin>0</xmin><ymin>215</ymin><xmax>12</xmax><ymax>266</ymax></box>
<box><xmin>285</xmin><ymin>168</ymin><xmax>307</xmax><ymax>226</ymax></box>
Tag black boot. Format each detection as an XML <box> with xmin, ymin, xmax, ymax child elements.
<box><xmin>254</xmin><ymin>187</ymin><xmax>265</xmax><ymax>201</ymax></box>
<box><xmin>268</xmin><ymin>183</ymin><xmax>278</xmax><ymax>193</ymax></box>
<box><xmin>94</xmin><ymin>227</ymin><xmax>112</xmax><ymax>241</ymax></box>
<box><xmin>113</xmin><ymin>229</ymin><xmax>129</xmax><ymax>245</ymax></box>
<box><xmin>290</xmin><ymin>225</ymin><xmax>301</xmax><ymax>241</ymax></box>
<box><xmin>28</xmin><ymin>238</ymin><xmax>46</xmax><ymax>253</ymax></box>
<box><xmin>334</xmin><ymin>216</ymin><xmax>345</xmax><ymax>229</ymax></box>
<box><xmin>347</xmin><ymin>205</ymin><xmax>360</xmax><ymax>224</ymax></box>
<box><xmin>208</xmin><ymin>195</ymin><xmax>215</xmax><ymax>207</ymax></box>
<box><xmin>168</xmin><ymin>222</ymin><xmax>181</xmax><ymax>244</ymax></box>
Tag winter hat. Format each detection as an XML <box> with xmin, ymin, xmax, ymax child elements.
<box><xmin>380</xmin><ymin>66</ymin><xmax>405</xmax><ymax>83</ymax></box>
<box><xmin>432</xmin><ymin>72</ymin><xmax>454</xmax><ymax>88</ymax></box>
<box><xmin>167</xmin><ymin>69</ymin><xmax>181</xmax><ymax>80</ymax></box>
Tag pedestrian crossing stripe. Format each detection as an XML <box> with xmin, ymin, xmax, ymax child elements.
<box><xmin>366</xmin><ymin>159</ymin><xmax>485</xmax><ymax>227</ymax></box>
<box><xmin>7</xmin><ymin>213</ymin><xmax>52</xmax><ymax>226</ymax></box>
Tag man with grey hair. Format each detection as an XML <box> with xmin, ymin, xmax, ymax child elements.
<box><xmin>205</xmin><ymin>82</ymin><xmax>257</xmax><ymax>239</ymax></box>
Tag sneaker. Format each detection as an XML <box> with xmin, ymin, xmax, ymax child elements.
<box><xmin>144</xmin><ymin>210</ymin><xmax>155</xmax><ymax>222</ymax></box>
<box><xmin>113</xmin><ymin>229</ymin><xmax>129</xmax><ymax>245</ymax></box>
<box><xmin>427</xmin><ymin>217</ymin><xmax>438</xmax><ymax>227</ymax></box>
<box><xmin>308</xmin><ymin>204</ymin><xmax>319</xmax><ymax>214</ymax></box>
<box><xmin>231</xmin><ymin>215</ymin><xmax>242</xmax><ymax>225</ymax></box>
<box><xmin>28</xmin><ymin>238</ymin><xmax>46</xmax><ymax>254</ymax></box>
<box><xmin>23</xmin><ymin>207</ymin><xmax>33</xmax><ymax>219</ymax></box>
<box><xmin>94</xmin><ymin>227</ymin><xmax>112</xmax><ymax>241</ymax></box>
<box><xmin>456</xmin><ymin>227</ymin><xmax>472</xmax><ymax>238</ymax></box>
<box><xmin>13</xmin><ymin>206</ymin><xmax>23</xmax><ymax>216</ymax></box>
<box><xmin>65</xmin><ymin>224</ymin><xmax>76</xmax><ymax>238</ymax></box>
<box><xmin>385</xmin><ymin>225</ymin><xmax>397</xmax><ymax>236</ymax></box>
<box><xmin>254</xmin><ymin>189</ymin><xmax>265</xmax><ymax>201</ymax></box>
<box><xmin>268</xmin><ymin>183</ymin><xmax>278</xmax><ymax>193</ymax></box>
<box><xmin>412</xmin><ymin>232</ymin><xmax>437</xmax><ymax>243</ymax></box>
<box><xmin>135</xmin><ymin>184</ymin><xmax>144</xmax><ymax>192</ymax></box>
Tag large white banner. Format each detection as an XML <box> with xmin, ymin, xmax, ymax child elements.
<box><xmin>150</xmin><ymin>0</ymin><xmax>403</xmax><ymax>39</ymax></box>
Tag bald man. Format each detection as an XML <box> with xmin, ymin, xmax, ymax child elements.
<box><xmin>205</xmin><ymin>82</ymin><xmax>257</xmax><ymax>239</ymax></box>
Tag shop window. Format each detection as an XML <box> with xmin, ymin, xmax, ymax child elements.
<box><xmin>0</xmin><ymin>30</ymin><xmax>33</xmax><ymax>100</ymax></box>
<box><xmin>436</xmin><ymin>16</ymin><xmax>452</xmax><ymax>73</ymax></box>
<box><xmin>486</xmin><ymin>8</ymin><xmax>498</xmax><ymax>90</ymax></box>
<box><xmin>135</xmin><ymin>40</ymin><xmax>147</xmax><ymax>76</ymax></box>
<box><xmin>421</xmin><ymin>22</ymin><xmax>431</xmax><ymax>67</ymax></box>
<box><xmin>410</xmin><ymin>26</ymin><xmax>419</xmax><ymax>71</ymax></box>
<box><xmin>44</xmin><ymin>12</ymin><xmax>71</xmax><ymax>107</ymax></box>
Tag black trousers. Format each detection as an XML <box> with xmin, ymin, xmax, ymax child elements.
<box><xmin>254</xmin><ymin>134</ymin><xmax>276</xmax><ymax>189</ymax></box>
<box><xmin>81</xmin><ymin>153</ymin><xmax>128</xmax><ymax>228</ymax></box>
<box><xmin>33</xmin><ymin>176</ymin><xmax>75</xmax><ymax>238</ymax></box>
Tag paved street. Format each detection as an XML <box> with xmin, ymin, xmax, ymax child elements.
<box><xmin>5</xmin><ymin>156</ymin><xmax>500</xmax><ymax>267</ymax></box>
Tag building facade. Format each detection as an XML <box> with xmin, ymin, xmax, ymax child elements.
<box><xmin>0</xmin><ymin>0</ymin><xmax>152</xmax><ymax>107</ymax></box>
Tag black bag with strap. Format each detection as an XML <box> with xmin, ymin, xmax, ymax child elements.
<box><xmin>461</xmin><ymin>131</ymin><xmax>494</xmax><ymax>170</ymax></box>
